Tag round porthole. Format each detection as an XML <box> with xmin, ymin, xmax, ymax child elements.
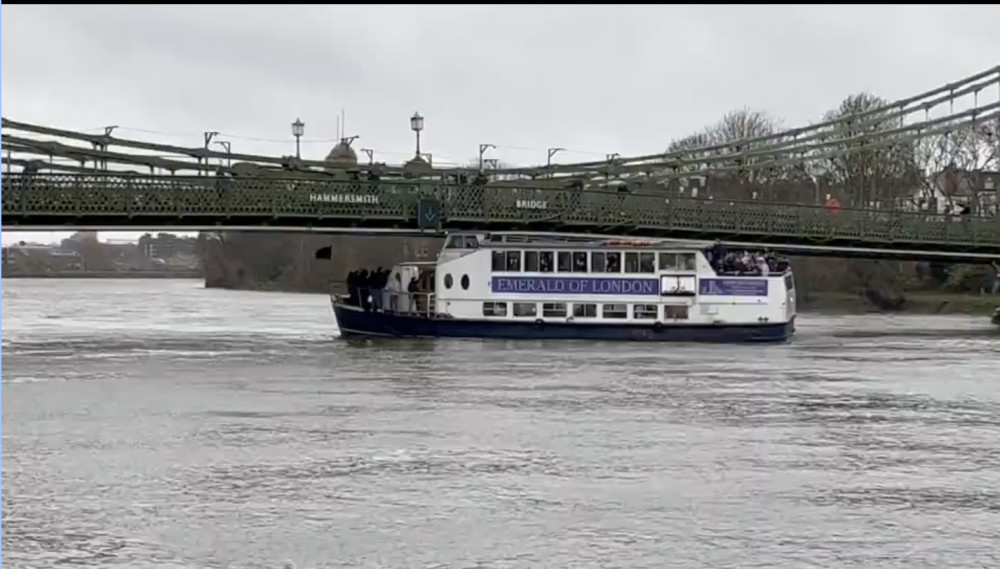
<box><xmin>461</xmin><ymin>274</ymin><xmax>470</xmax><ymax>290</ymax></box>
<box><xmin>444</xmin><ymin>273</ymin><xmax>454</xmax><ymax>289</ymax></box>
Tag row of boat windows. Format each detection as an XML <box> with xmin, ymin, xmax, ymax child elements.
<box><xmin>491</xmin><ymin>251</ymin><xmax>698</xmax><ymax>273</ymax></box>
<box><xmin>482</xmin><ymin>301</ymin><xmax>690</xmax><ymax>320</ymax></box>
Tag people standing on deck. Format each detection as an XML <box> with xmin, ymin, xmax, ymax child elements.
<box><xmin>709</xmin><ymin>249</ymin><xmax>789</xmax><ymax>276</ymax></box>
<box><xmin>345</xmin><ymin>267</ymin><xmax>393</xmax><ymax>308</ymax></box>
<box><xmin>346</xmin><ymin>270</ymin><xmax>359</xmax><ymax>306</ymax></box>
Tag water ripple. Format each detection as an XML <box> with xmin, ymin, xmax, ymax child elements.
<box><xmin>3</xmin><ymin>279</ymin><xmax>999</xmax><ymax>568</ymax></box>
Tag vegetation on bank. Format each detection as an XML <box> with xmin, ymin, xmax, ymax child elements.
<box><xmin>801</xmin><ymin>292</ymin><xmax>997</xmax><ymax>315</ymax></box>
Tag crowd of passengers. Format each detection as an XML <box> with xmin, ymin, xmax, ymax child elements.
<box><xmin>707</xmin><ymin>245</ymin><xmax>790</xmax><ymax>276</ymax></box>
<box><xmin>344</xmin><ymin>267</ymin><xmax>434</xmax><ymax>312</ymax></box>
<box><xmin>344</xmin><ymin>267</ymin><xmax>390</xmax><ymax>308</ymax></box>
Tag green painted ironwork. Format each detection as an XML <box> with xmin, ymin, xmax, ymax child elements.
<box><xmin>3</xmin><ymin>173</ymin><xmax>1000</xmax><ymax>253</ymax></box>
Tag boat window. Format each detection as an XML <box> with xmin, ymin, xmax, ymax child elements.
<box><xmin>506</xmin><ymin>251</ymin><xmax>522</xmax><ymax>272</ymax></box>
<box><xmin>591</xmin><ymin>252</ymin><xmax>607</xmax><ymax>272</ymax></box>
<box><xmin>524</xmin><ymin>251</ymin><xmax>540</xmax><ymax>272</ymax></box>
<box><xmin>659</xmin><ymin>253</ymin><xmax>698</xmax><ymax>271</ymax></box>
<box><xmin>665</xmin><ymin>305</ymin><xmax>689</xmax><ymax>320</ymax></box>
<box><xmin>624</xmin><ymin>252</ymin><xmax>639</xmax><ymax>273</ymax></box>
<box><xmin>573</xmin><ymin>303</ymin><xmax>598</xmax><ymax>318</ymax></box>
<box><xmin>572</xmin><ymin>252</ymin><xmax>588</xmax><ymax>273</ymax></box>
<box><xmin>633</xmin><ymin>304</ymin><xmax>658</xmax><ymax>319</ymax></box>
<box><xmin>444</xmin><ymin>274</ymin><xmax>453</xmax><ymax>289</ymax></box>
<box><xmin>513</xmin><ymin>302</ymin><xmax>537</xmax><ymax>317</ymax></box>
<box><xmin>602</xmin><ymin>303</ymin><xmax>628</xmax><ymax>319</ymax></box>
<box><xmin>482</xmin><ymin>302</ymin><xmax>508</xmax><ymax>317</ymax></box>
<box><xmin>784</xmin><ymin>273</ymin><xmax>795</xmax><ymax>291</ymax></box>
<box><xmin>491</xmin><ymin>251</ymin><xmax>505</xmax><ymax>271</ymax></box>
<box><xmin>462</xmin><ymin>235</ymin><xmax>480</xmax><ymax>249</ymax></box>
<box><xmin>638</xmin><ymin>252</ymin><xmax>655</xmax><ymax>273</ymax></box>
<box><xmin>542</xmin><ymin>302</ymin><xmax>567</xmax><ymax>318</ymax></box>
<box><xmin>444</xmin><ymin>235</ymin><xmax>462</xmax><ymax>249</ymax></box>
<box><xmin>557</xmin><ymin>251</ymin><xmax>572</xmax><ymax>272</ymax></box>
<box><xmin>539</xmin><ymin>251</ymin><xmax>554</xmax><ymax>273</ymax></box>
<box><xmin>461</xmin><ymin>274</ymin><xmax>470</xmax><ymax>290</ymax></box>
<box><xmin>661</xmin><ymin>275</ymin><xmax>697</xmax><ymax>295</ymax></box>
<box><xmin>605</xmin><ymin>252</ymin><xmax>621</xmax><ymax>273</ymax></box>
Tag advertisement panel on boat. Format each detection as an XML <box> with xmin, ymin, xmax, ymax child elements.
<box><xmin>491</xmin><ymin>276</ymin><xmax>659</xmax><ymax>295</ymax></box>
<box><xmin>698</xmin><ymin>278</ymin><xmax>769</xmax><ymax>297</ymax></box>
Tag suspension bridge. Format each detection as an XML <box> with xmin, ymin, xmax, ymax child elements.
<box><xmin>2</xmin><ymin>66</ymin><xmax>1000</xmax><ymax>263</ymax></box>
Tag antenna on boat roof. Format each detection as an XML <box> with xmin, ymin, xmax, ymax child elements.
<box><xmin>335</xmin><ymin>116</ymin><xmax>340</xmax><ymax>141</ymax></box>
<box><xmin>341</xmin><ymin>108</ymin><xmax>346</xmax><ymax>140</ymax></box>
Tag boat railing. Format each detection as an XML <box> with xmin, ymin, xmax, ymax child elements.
<box><xmin>711</xmin><ymin>267</ymin><xmax>793</xmax><ymax>277</ymax></box>
<box><xmin>338</xmin><ymin>286</ymin><xmax>440</xmax><ymax>318</ymax></box>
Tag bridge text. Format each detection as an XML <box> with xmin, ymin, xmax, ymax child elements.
<box><xmin>516</xmin><ymin>199</ymin><xmax>548</xmax><ymax>210</ymax></box>
<box><xmin>309</xmin><ymin>193</ymin><xmax>381</xmax><ymax>204</ymax></box>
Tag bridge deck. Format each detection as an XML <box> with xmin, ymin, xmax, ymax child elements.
<box><xmin>3</xmin><ymin>173</ymin><xmax>1000</xmax><ymax>256</ymax></box>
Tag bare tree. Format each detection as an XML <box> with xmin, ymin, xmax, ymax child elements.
<box><xmin>819</xmin><ymin>92</ymin><xmax>919</xmax><ymax>209</ymax></box>
<box><xmin>665</xmin><ymin>108</ymin><xmax>787</xmax><ymax>200</ymax></box>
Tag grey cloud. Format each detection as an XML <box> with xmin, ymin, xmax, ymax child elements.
<box><xmin>3</xmin><ymin>5</ymin><xmax>999</xmax><ymax>245</ymax></box>
<box><xmin>3</xmin><ymin>4</ymin><xmax>1000</xmax><ymax>167</ymax></box>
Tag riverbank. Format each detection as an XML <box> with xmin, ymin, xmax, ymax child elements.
<box><xmin>2</xmin><ymin>270</ymin><xmax>203</xmax><ymax>279</ymax></box>
<box><xmin>801</xmin><ymin>292</ymin><xmax>998</xmax><ymax>315</ymax></box>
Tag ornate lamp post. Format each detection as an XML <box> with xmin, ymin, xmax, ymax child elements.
<box><xmin>291</xmin><ymin>118</ymin><xmax>305</xmax><ymax>159</ymax></box>
<box><xmin>410</xmin><ymin>112</ymin><xmax>424</xmax><ymax>158</ymax></box>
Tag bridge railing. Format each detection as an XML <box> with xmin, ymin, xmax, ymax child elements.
<box><xmin>3</xmin><ymin>173</ymin><xmax>1000</xmax><ymax>248</ymax></box>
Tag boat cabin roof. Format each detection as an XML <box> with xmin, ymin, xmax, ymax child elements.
<box><xmin>396</xmin><ymin>261</ymin><xmax>437</xmax><ymax>267</ymax></box>
<box><xmin>443</xmin><ymin>231</ymin><xmax>712</xmax><ymax>251</ymax></box>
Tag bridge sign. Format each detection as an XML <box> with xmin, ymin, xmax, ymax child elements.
<box><xmin>417</xmin><ymin>198</ymin><xmax>441</xmax><ymax>229</ymax></box>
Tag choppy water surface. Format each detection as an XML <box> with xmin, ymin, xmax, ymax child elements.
<box><xmin>2</xmin><ymin>278</ymin><xmax>999</xmax><ymax>569</ymax></box>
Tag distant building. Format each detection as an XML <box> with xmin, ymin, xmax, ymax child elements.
<box><xmin>2</xmin><ymin>243</ymin><xmax>83</xmax><ymax>270</ymax></box>
<box><xmin>904</xmin><ymin>168</ymin><xmax>1000</xmax><ymax>215</ymax></box>
<box><xmin>138</xmin><ymin>233</ymin><xmax>197</xmax><ymax>260</ymax></box>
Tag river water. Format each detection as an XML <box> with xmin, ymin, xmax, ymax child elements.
<box><xmin>2</xmin><ymin>279</ymin><xmax>999</xmax><ymax>569</ymax></box>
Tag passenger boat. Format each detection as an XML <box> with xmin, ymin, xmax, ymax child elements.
<box><xmin>330</xmin><ymin>232</ymin><xmax>796</xmax><ymax>342</ymax></box>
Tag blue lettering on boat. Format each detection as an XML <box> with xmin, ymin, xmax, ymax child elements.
<box><xmin>491</xmin><ymin>276</ymin><xmax>659</xmax><ymax>295</ymax></box>
<box><xmin>698</xmin><ymin>278</ymin><xmax>769</xmax><ymax>296</ymax></box>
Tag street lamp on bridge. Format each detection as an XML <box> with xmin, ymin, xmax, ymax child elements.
<box><xmin>547</xmin><ymin>147</ymin><xmax>565</xmax><ymax>167</ymax></box>
<box><xmin>479</xmin><ymin>143</ymin><xmax>495</xmax><ymax>173</ymax></box>
<box><xmin>215</xmin><ymin>140</ymin><xmax>232</xmax><ymax>168</ymax></box>
<box><xmin>410</xmin><ymin>112</ymin><xmax>424</xmax><ymax>159</ymax></box>
<box><xmin>291</xmin><ymin>118</ymin><xmax>305</xmax><ymax>159</ymax></box>
<box><xmin>360</xmin><ymin>148</ymin><xmax>374</xmax><ymax>165</ymax></box>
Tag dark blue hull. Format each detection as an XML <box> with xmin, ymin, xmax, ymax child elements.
<box><xmin>333</xmin><ymin>304</ymin><xmax>794</xmax><ymax>343</ymax></box>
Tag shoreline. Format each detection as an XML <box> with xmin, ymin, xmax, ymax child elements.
<box><xmin>2</xmin><ymin>271</ymin><xmax>203</xmax><ymax>279</ymax></box>
<box><xmin>6</xmin><ymin>276</ymin><xmax>996</xmax><ymax>316</ymax></box>
<box><xmin>801</xmin><ymin>292</ymin><xmax>998</xmax><ymax>316</ymax></box>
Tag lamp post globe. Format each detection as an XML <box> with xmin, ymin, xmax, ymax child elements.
<box><xmin>410</xmin><ymin>112</ymin><xmax>424</xmax><ymax>158</ymax></box>
<box><xmin>291</xmin><ymin>118</ymin><xmax>305</xmax><ymax>159</ymax></box>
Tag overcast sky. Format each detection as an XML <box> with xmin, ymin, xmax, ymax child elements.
<box><xmin>2</xmin><ymin>4</ymin><xmax>999</xmax><ymax>245</ymax></box>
